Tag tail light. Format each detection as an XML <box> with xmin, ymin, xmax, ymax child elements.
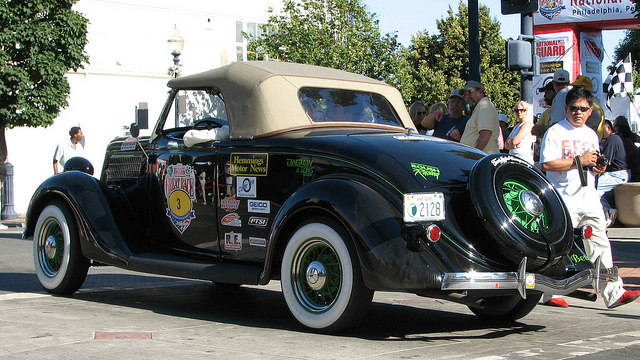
<box><xmin>427</xmin><ymin>224</ymin><xmax>441</xmax><ymax>242</ymax></box>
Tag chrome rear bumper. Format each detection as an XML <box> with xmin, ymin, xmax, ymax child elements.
<box><xmin>442</xmin><ymin>257</ymin><xmax>616</xmax><ymax>299</ymax></box>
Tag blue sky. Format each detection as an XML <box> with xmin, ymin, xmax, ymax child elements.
<box><xmin>362</xmin><ymin>0</ymin><xmax>626</xmax><ymax>70</ymax></box>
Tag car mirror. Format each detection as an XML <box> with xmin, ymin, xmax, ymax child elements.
<box><xmin>130</xmin><ymin>123</ymin><xmax>140</xmax><ymax>138</ymax></box>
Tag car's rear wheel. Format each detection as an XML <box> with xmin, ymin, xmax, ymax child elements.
<box><xmin>469</xmin><ymin>293</ymin><xmax>542</xmax><ymax>321</ymax></box>
<box><xmin>281</xmin><ymin>218</ymin><xmax>373</xmax><ymax>333</ymax></box>
<box><xmin>33</xmin><ymin>201</ymin><xmax>89</xmax><ymax>295</ymax></box>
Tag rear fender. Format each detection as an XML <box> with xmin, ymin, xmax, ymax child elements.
<box><xmin>25</xmin><ymin>172</ymin><xmax>134</xmax><ymax>265</ymax></box>
<box><xmin>260</xmin><ymin>177</ymin><xmax>443</xmax><ymax>290</ymax></box>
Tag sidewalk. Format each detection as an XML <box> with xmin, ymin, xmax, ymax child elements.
<box><xmin>608</xmin><ymin>226</ymin><xmax>640</xmax><ymax>291</ymax></box>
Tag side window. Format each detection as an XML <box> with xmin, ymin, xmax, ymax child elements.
<box><xmin>298</xmin><ymin>87</ymin><xmax>403</xmax><ymax>127</ymax></box>
<box><xmin>163</xmin><ymin>90</ymin><xmax>228</xmax><ymax>131</ymax></box>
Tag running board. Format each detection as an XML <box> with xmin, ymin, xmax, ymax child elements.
<box><xmin>128</xmin><ymin>252</ymin><xmax>263</xmax><ymax>285</ymax></box>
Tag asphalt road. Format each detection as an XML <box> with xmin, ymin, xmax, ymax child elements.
<box><xmin>1</xmin><ymin>227</ymin><xmax>639</xmax><ymax>360</ymax></box>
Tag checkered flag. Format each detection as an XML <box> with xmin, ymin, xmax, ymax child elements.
<box><xmin>604</xmin><ymin>53</ymin><xmax>634</xmax><ymax>110</ymax></box>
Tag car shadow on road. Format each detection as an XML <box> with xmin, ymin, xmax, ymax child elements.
<box><xmin>1</xmin><ymin>272</ymin><xmax>547</xmax><ymax>340</ymax></box>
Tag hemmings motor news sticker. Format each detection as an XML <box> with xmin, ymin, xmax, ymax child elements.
<box><xmin>164</xmin><ymin>163</ymin><xmax>197</xmax><ymax>234</ymax></box>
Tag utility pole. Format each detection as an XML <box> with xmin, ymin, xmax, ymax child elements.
<box><xmin>520</xmin><ymin>12</ymin><xmax>535</xmax><ymax>103</ymax></box>
<box><xmin>469</xmin><ymin>0</ymin><xmax>481</xmax><ymax>82</ymax></box>
<box><xmin>502</xmin><ymin>1</ymin><xmax>539</xmax><ymax>102</ymax></box>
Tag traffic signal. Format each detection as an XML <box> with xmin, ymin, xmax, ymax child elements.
<box><xmin>506</xmin><ymin>39</ymin><xmax>532</xmax><ymax>70</ymax></box>
<box><xmin>501</xmin><ymin>0</ymin><xmax>539</xmax><ymax>15</ymax></box>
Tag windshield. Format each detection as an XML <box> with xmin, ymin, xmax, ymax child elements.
<box><xmin>298</xmin><ymin>87</ymin><xmax>403</xmax><ymax>127</ymax></box>
<box><xmin>162</xmin><ymin>90</ymin><xmax>227</xmax><ymax>130</ymax></box>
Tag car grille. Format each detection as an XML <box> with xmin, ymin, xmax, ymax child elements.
<box><xmin>106</xmin><ymin>155</ymin><xmax>145</xmax><ymax>181</ymax></box>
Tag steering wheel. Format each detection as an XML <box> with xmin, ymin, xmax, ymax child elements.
<box><xmin>192</xmin><ymin>118</ymin><xmax>224</xmax><ymax>130</ymax></box>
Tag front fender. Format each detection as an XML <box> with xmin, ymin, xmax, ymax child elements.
<box><xmin>25</xmin><ymin>172</ymin><xmax>133</xmax><ymax>265</ymax></box>
<box><xmin>260</xmin><ymin>176</ymin><xmax>444</xmax><ymax>290</ymax></box>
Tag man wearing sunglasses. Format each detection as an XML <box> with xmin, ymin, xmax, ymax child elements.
<box><xmin>539</xmin><ymin>86</ymin><xmax>640</xmax><ymax>309</ymax></box>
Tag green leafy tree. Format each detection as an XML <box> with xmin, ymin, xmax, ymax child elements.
<box><xmin>0</xmin><ymin>0</ymin><xmax>88</xmax><ymax>161</ymax></box>
<box><xmin>402</xmin><ymin>1</ymin><xmax>519</xmax><ymax>122</ymax></box>
<box><xmin>246</xmin><ymin>0</ymin><xmax>403</xmax><ymax>88</ymax></box>
<box><xmin>612</xmin><ymin>29</ymin><xmax>640</xmax><ymax>91</ymax></box>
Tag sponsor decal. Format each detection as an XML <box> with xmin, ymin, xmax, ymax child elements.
<box><xmin>248</xmin><ymin>216</ymin><xmax>268</xmax><ymax>227</ymax></box>
<box><xmin>221</xmin><ymin>213</ymin><xmax>241</xmax><ymax>227</ymax></box>
<box><xmin>164</xmin><ymin>164</ymin><xmax>197</xmax><ymax>234</ymax></box>
<box><xmin>224</xmin><ymin>232</ymin><xmax>242</xmax><ymax>251</ymax></box>
<box><xmin>411</xmin><ymin>163</ymin><xmax>441</xmax><ymax>180</ymax></box>
<box><xmin>230</xmin><ymin>153</ymin><xmax>268</xmax><ymax>176</ymax></box>
<box><xmin>121</xmin><ymin>137</ymin><xmax>137</xmax><ymax>151</ymax></box>
<box><xmin>249</xmin><ymin>237</ymin><xmax>267</xmax><ymax>247</ymax></box>
<box><xmin>286</xmin><ymin>158</ymin><xmax>314</xmax><ymax>176</ymax></box>
<box><xmin>539</xmin><ymin>0</ymin><xmax>566</xmax><ymax>21</ymax></box>
<box><xmin>220</xmin><ymin>195</ymin><xmax>240</xmax><ymax>212</ymax></box>
<box><xmin>237</xmin><ymin>176</ymin><xmax>257</xmax><ymax>198</ymax></box>
<box><xmin>571</xmin><ymin>253</ymin><xmax>589</xmax><ymax>263</ymax></box>
<box><xmin>248</xmin><ymin>200</ymin><xmax>270</xmax><ymax>213</ymax></box>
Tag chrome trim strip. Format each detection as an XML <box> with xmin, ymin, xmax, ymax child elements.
<box><xmin>441</xmin><ymin>257</ymin><xmax>618</xmax><ymax>299</ymax></box>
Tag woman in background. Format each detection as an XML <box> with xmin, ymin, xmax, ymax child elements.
<box><xmin>409</xmin><ymin>101</ymin><xmax>428</xmax><ymax>135</ymax></box>
<box><xmin>505</xmin><ymin>100</ymin><xmax>535</xmax><ymax>165</ymax></box>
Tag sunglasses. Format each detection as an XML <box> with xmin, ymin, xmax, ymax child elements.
<box><xmin>569</xmin><ymin>105</ymin><xmax>591</xmax><ymax>113</ymax></box>
<box><xmin>514</xmin><ymin>108</ymin><xmax>526</xmax><ymax>113</ymax></box>
<box><xmin>417</xmin><ymin>111</ymin><xmax>427</xmax><ymax>115</ymax></box>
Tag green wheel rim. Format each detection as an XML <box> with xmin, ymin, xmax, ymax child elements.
<box><xmin>39</xmin><ymin>217</ymin><xmax>64</xmax><ymax>277</ymax></box>
<box><xmin>293</xmin><ymin>239</ymin><xmax>342</xmax><ymax>312</ymax></box>
<box><xmin>502</xmin><ymin>180</ymin><xmax>548</xmax><ymax>233</ymax></box>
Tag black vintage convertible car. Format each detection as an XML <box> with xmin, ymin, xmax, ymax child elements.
<box><xmin>26</xmin><ymin>61</ymin><xmax>616</xmax><ymax>332</ymax></box>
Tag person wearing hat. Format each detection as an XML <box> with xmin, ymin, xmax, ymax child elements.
<box><xmin>570</xmin><ymin>75</ymin><xmax>606</xmax><ymax>138</ymax></box>
<box><xmin>459</xmin><ymin>80</ymin><xmax>500</xmax><ymax>154</ymax></box>
<box><xmin>420</xmin><ymin>89</ymin><xmax>470</xmax><ymax>142</ymax></box>
<box><xmin>549</xmin><ymin>69</ymin><xmax>572</xmax><ymax>124</ymax></box>
<box><xmin>532</xmin><ymin>81</ymin><xmax>556</xmax><ymax>138</ymax></box>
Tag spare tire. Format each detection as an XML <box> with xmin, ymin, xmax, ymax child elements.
<box><xmin>468</xmin><ymin>154</ymin><xmax>573</xmax><ymax>271</ymax></box>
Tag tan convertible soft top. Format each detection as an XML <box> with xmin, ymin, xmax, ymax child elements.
<box><xmin>168</xmin><ymin>61</ymin><xmax>413</xmax><ymax>140</ymax></box>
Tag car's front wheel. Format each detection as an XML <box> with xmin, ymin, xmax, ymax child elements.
<box><xmin>281</xmin><ymin>218</ymin><xmax>373</xmax><ymax>333</ymax></box>
<box><xmin>468</xmin><ymin>293</ymin><xmax>541</xmax><ymax>321</ymax></box>
<box><xmin>33</xmin><ymin>201</ymin><xmax>89</xmax><ymax>295</ymax></box>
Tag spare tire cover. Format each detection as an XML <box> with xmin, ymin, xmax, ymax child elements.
<box><xmin>468</xmin><ymin>154</ymin><xmax>573</xmax><ymax>270</ymax></box>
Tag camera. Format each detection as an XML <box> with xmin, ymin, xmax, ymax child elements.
<box><xmin>578</xmin><ymin>152</ymin><xmax>609</xmax><ymax>187</ymax></box>
<box><xmin>596</xmin><ymin>154</ymin><xmax>610</xmax><ymax>167</ymax></box>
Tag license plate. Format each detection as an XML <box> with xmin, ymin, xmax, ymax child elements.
<box><xmin>404</xmin><ymin>193</ymin><xmax>445</xmax><ymax>222</ymax></box>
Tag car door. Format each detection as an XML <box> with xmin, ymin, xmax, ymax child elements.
<box><xmin>151</xmin><ymin>133</ymin><xmax>220</xmax><ymax>254</ymax></box>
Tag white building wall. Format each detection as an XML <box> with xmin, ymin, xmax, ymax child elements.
<box><xmin>6</xmin><ymin>0</ymin><xmax>282</xmax><ymax>214</ymax></box>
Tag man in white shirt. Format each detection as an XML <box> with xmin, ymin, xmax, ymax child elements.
<box><xmin>540</xmin><ymin>86</ymin><xmax>640</xmax><ymax>308</ymax></box>
<box><xmin>53</xmin><ymin>126</ymin><xmax>84</xmax><ymax>174</ymax></box>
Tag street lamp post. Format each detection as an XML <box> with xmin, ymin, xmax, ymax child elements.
<box><xmin>168</xmin><ymin>25</ymin><xmax>185</xmax><ymax>127</ymax></box>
